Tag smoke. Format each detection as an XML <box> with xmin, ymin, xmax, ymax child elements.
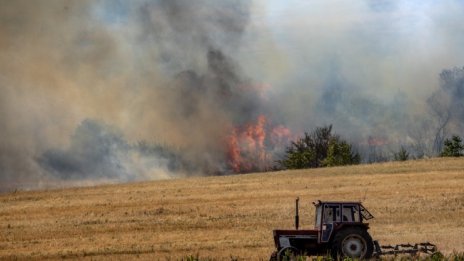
<box><xmin>427</xmin><ymin>67</ymin><xmax>464</xmax><ymax>153</ymax></box>
<box><xmin>1</xmin><ymin>0</ymin><xmax>464</xmax><ymax>192</ymax></box>
<box><xmin>253</xmin><ymin>0</ymin><xmax>464</xmax><ymax>159</ymax></box>
<box><xmin>38</xmin><ymin>119</ymin><xmax>187</xmax><ymax>181</ymax></box>
<box><xmin>0</xmin><ymin>0</ymin><xmax>260</xmax><ymax>191</ymax></box>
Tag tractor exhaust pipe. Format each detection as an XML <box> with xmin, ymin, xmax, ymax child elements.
<box><xmin>295</xmin><ymin>197</ymin><xmax>299</xmax><ymax>230</ymax></box>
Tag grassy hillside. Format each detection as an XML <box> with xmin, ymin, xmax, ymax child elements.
<box><xmin>1</xmin><ymin>158</ymin><xmax>463</xmax><ymax>260</ymax></box>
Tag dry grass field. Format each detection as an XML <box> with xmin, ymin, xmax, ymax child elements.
<box><xmin>1</xmin><ymin>158</ymin><xmax>463</xmax><ymax>260</ymax></box>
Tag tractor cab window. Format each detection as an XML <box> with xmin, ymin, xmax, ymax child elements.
<box><xmin>315</xmin><ymin>205</ymin><xmax>322</xmax><ymax>228</ymax></box>
<box><xmin>323</xmin><ymin>204</ymin><xmax>340</xmax><ymax>223</ymax></box>
<box><xmin>342</xmin><ymin>205</ymin><xmax>360</xmax><ymax>222</ymax></box>
<box><xmin>360</xmin><ymin>204</ymin><xmax>374</xmax><ymax>220</ymax></box>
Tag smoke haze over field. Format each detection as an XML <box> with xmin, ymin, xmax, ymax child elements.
<box><xmin>1</xmin><ymin>0</ymin><xmax>464</xmax><ymax>191</ymax></box>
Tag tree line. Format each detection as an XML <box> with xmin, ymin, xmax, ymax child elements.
<box><xmin>278</xmin><ymin>65</ymin><xmax>464</xmax><ymax>170</ymax></box>
<box><xmin>278</xmin><ymin>125</ymin><xmax>463</xmax><ymax>170</ymax></box>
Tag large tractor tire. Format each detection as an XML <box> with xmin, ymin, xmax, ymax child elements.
<box><xmin>331</xmin><ymin>227</ymin><xmax>374</xmax><ymax>259</ymax></box>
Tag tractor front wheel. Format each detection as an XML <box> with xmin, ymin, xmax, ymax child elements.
<box><xmin>269</xmin><ymin>251</ymin><xmax>278</xmax><ymax>261</ymax></box>
<box><xmin>331</xmin><ymin>227</ymin><xmax>373</xmax><ymax>259</ymax></box>
<box><xmin>277</xmin><ymin>247</ymin><xmax>300</xmax><ymax>261</ymax></box>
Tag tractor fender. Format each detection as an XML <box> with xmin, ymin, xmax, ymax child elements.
<box><xmin>324</xmin><ymin>223</ymin><xmax>369</xmax><ymax>243</ymax></box>
<box><xmin>333</xmin><ymin>222</ymin><xmax>370</xmax><ymax>233</ymax></box>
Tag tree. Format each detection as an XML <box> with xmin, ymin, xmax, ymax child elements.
<box><xmin>279</xmin><ymin>125</ymin><xmax>360</xmax><ymax>169</ymax></box>
<box><xmin>322</xmin><ymin>138</ymin><xmax>361</xmax><ymax>167</ymax></box>
<box><xmin>440</xmin><ymin>135</ymin><xmax>464</xmax><ymax>157</ymax></box>
<box><xmin>427</xmin><ymin>90</ymin><xmax>451</xmax><ymax>154</ymax></box>
<box><xmin>393</xmin><ymin>146</ymin><xmax>409</xmax><ymax>161</ymax></box>
<box><xmin>428</xmin><ymin>66</ymin><xmax>464</xmax><ymax>154</ymax></box>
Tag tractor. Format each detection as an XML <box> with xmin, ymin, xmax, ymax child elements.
<box><xmin>270</xmin><ymin>198</ymin><xmax>436</xmax><ymax>260</ymax></box>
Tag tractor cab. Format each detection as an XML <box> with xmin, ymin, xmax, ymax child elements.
<box><xmin>313</xmin><ymin>200</ymin><xmax>374</xmax><ymax>243</ymax></box>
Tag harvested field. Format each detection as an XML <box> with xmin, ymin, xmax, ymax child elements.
<box><xmin>1</xmin><ymin>158</ymin><xmax>463</xmax><ymax>260</ymax></box>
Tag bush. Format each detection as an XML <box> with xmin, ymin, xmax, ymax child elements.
<box><xmin>440</xmin><ymin>135</ymin><xmax>464</xmax><ymax>157</ymax></box>
<box><xmin>394</xmin><ymin>146</ymin><xmax>410</xmax><ymax>161</ymax></box>
<box><xmin>322</xmin><ymin>138</ymin><xmax>361</xmax><ymax>167</ymax></box>
<box><xmin>279</xmin><ymin>125</ymin><xmax>360</xmax><ymax>169</ymax></box>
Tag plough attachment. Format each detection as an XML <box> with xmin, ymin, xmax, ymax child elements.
<box><xmin>374</xmin><ymin>241</ymin><xmax>437</xmax><ymax>257</ymax></box>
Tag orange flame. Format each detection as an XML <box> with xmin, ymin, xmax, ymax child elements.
<box><xmin>227</xmin><ymin>115</ymin><xmax>292</xmax><ymax>173</ymax></box>
<box><xmin>367</xmin><ymin>136</ymin><xmax>388</xmax><ymax>146</ymax></box>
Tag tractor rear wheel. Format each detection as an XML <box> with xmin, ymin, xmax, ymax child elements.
<box><xmin>331</xmin><ymin>227</ymin><xmax>373</xmax><ymax>259</ymax></box>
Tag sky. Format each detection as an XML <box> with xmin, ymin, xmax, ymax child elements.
<box><xmin>1</xmin><ymin>0</ymin><xmax>463</xmax><ymax>192</ymax></box>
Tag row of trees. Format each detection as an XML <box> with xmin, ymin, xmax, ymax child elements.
<box><xmin>393</xmin><ymin>135</ymin><xmax>464</xmax><ymax>160</ymax></box>
<box><xmin>277</xmin><ymin>66</ymin><xmax>464</xmax><ymax>170</ymax></box>
<box><xmin>278</xmin><ymin>125</ymin><xmax>463</xmax><ymax>170</ymax></box>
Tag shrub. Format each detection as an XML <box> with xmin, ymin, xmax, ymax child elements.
<box><xmin>394</xmin><ymin>146</ymin><xmax>410</xmax><ymax>161</ymax></box>
<box><xmin>322</xmin><ymin>138</ymin><xmax>361</xmax><ymax>167</ymax></box>
<box><xmin>440</xmin><ymin>135</ymin><xmax>464</xmax><ymax>157</ymax></box>
<box><xmin>279</xmin><ymin>125</ymin><xmax>360</xmax><ymax>169</ymax></box>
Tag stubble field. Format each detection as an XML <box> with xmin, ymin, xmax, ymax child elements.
<box><xmin>1</xmin><ymin>158</ymin><xmax>463</xmax><ymax>260</ymax></box>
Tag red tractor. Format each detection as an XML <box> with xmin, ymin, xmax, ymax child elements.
<box><xmin>270</xmin><ymin>199</ymin><xmax>436</xmax><ymax>260</ymax></box>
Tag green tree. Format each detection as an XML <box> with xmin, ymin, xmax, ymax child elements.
<box><xmin>283</xmin><ymin>142</ymin><xmax>316</xmax><ymax>169</ymax></box>
<box><xmin>279</xmin><ymin>125</ymin><xmax>360</xmax><ymax>169</ymax></box>
<box><xmin>440</xmin><ymin>135</ymin><xmax>464</xmax><ymax>157</ymax></box>
<box><xmin>393</xmin><ymin>146</ymin><xmax>409</xmax><ymax>161</ymax></box>
<box><xmin>323</xmin><ymin>138</ymin><xmax>361</xmax><ymax>167</ymax></box>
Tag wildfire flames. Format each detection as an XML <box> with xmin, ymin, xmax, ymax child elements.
<box><xmin>227</xmin><ymin>115</ymin><xmax>292</xmax><ymax>173</ymax></box>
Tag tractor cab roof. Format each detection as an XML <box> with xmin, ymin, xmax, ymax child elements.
<box><xmin>313</xmin><ymin>200</ymin><xmax>362</xmax><ymax>206</ymax></box>
<box><xmin>312</xmin><ymin>200</ymin><xmax>374</xmax><ymax>220</ymax></box>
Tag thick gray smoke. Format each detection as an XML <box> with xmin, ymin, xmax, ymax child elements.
<box><xmin>0</xmin><ymin>0</ymin><xmax>263</xmax><ymax>191</ymax></box>
<box><xmin>1</xmin><ymin>0</ymin><xmax>464</xmax><ymax>192</ymax></box>
<box><xmin>38</xmin><ymin>119</ymin><xmax>188</xmax><ymax>181</ymax></box>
